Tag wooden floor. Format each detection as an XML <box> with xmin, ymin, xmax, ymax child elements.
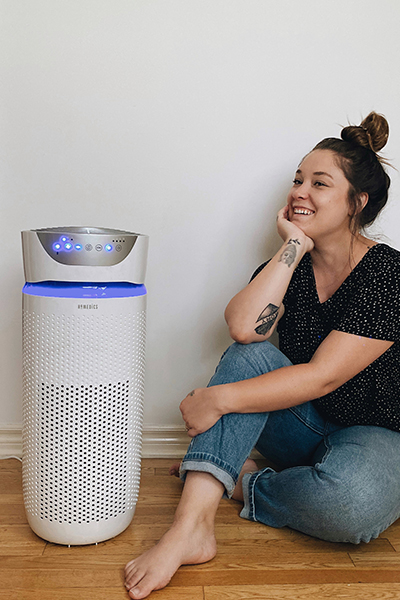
<box><xmin>2</xmin><ymin>458</ymin><xmax>400</xmax><ymax>600</ymax></box>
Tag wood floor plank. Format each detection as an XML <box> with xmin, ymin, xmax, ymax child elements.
<box><xmin>135</xmin><ymin>476</ymin><xmax>184</xmax><ymax>506</ymax></box>
<box><xmin>137</xmin><ymin>473</ymin><xmax>182</xmax><ymax>489</ymax></box>
<box><xmin>141</xmin><ymin>458</ymin><xmax>175</xmax><ymax>468</ymax></box>
<box><xmin>0</xmin><ymin>458</ymin><xmax>22</xmax><ymax>471</ymax></box>
<box><xmin>0</xmin><ymin>555</ymin><xmax>134</xmax><ymax>568</ymax></box>
<box><xmin>0</xmin><ymin>587</ymin><xmax>204</xmax><ymax>600</ymax></box>
<box><xmin>216</xmin><ymin>537</ymin><xmax>394</xmax><ymax>555</ymax></box>
<box><xmin>213</xmin><ymin>523</ymin><xmax>328</xmax><ymax>541</ymax></box>
<box><xmin>0</xmin><ymin>591</ymin><xmax>129</xmax><ymax>600</ymax></box>
<box><xmin>382</xmin><ymin>524</ymin><xmax>400</xmax><ymax>551</ymax></box>
<box><xmin>170</xmin><ymin>569</ymin><xmax>400</xmax><ymax>586</ymax></box>
<box><xmin>204</xmin><ymin>583</ymin><xmax>400</xmax><ymax>599</ymax></box>
<box><xmin>0</xmin><ymin>503</ymin><xmax>28</xmax><ymax>525</ymax></box>
<box><xmin>0</xmin><ymin>458</ymin><xmax>26</xmax><ymax>529</ymax></box>
<box><xmin>0</xmin><ymin>471</ymin><xmax>23</xmax><ymax>495</ymax></box>
<box><xmin>0</xmin><ymin>526</ymin><xmax>46</xmax><ymax>556</ymax></box>
<box><xmin>350</xmin><ymin>553</ymin><xmax>400</xmax><ymax>569</ymax></box>
<box><xmin>0</xmin><ymin>562</ymin><xmax>123</xmax><ymax>590</ymax></box>
<box><xmin>384</xmin><ymin>539</ymin><xmax>400</xmax><ymax>552</ymax></box>
<box><xmin>0</xmin><ymin>493</ymin><xmax>24</xmax><ymax>504</ymax></box>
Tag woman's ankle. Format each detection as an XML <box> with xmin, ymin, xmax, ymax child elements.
<box><xmin>172</xmin><ymin>470</ymin><xmax>224</xmax><ymax>525</ymax></box>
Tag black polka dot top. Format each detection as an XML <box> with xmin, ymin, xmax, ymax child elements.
<box><xmin>253</xmin><ymin>244</ymin><xmax>400</xmax><ymax>431</ymax></box>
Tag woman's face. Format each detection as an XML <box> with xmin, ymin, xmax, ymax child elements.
<box><xmin>286</xmin><ymin>149</ymin><xmax>352</xmax><ymax>241</ymax></box>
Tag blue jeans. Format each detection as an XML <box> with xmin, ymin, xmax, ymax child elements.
<box><xmin>180</xmin><ymin>341</ymin><xmax>400</xmax><ymax>544</ymax></box>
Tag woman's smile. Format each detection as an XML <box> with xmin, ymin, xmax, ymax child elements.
<box><xmin>292</xmin><ymin>206</ymin><xmax>315</xmax><ymax>216</ymax></box>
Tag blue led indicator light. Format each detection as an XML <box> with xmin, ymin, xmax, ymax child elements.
<box><xmin>60</xmin><ymin>236</ymin><xmax>68</xmax><ymax>243</ymax></box>
<box><xmin>53</xmin><ymin>242</ymin><xmax>62</xmax><ymax>251</ymax></box>
<box><xmin>64</xmin><ymin>242</ymin><xmax>73</xmax><ymax>251</ymax></box>
<box><xmin>74</xmin><ymin>244</ymin><xmax>82</xmax><ymax>251</ymax></box>
<box><xmin>23</xmin><ymin>282</ymin><xmax>147</xmax><ymax>298</ymax></box>
<box><xmin>105</xmin><ymin>244</ymin><xmax>113</xmax><ymax>252</ymax></box>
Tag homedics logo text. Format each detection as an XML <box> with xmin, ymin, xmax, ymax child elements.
<box><xmin>78</xmin><ymin>304</ymin><xmax>99</xmax><ymax>310</ymax></box>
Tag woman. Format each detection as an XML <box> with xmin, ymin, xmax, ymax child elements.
<box><xmin>125</xmin><ymin>112</ymin><xmax>400</xmax><ymax>599</ymax></box>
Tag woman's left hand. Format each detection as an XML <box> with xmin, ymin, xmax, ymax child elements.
<box><xmin>180</xmin><ymin>386</ymin><xmax>225</xmax><ymax>437</ymax></box>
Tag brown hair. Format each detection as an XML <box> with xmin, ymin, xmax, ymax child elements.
<box><xmin>312</xmin><ymin>112</ymin><xmax>391</xmax><ymax>235</ymax></box>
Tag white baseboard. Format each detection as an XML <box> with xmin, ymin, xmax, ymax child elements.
<box><xmin>0</xmin><ymin>426</ymin><xmax>190</xmax><ymax>460</ymax></box>
<box><xmin>0</xmin><ymin>426</ymin><xmax>262</xmax><ymax>461</ymax></box>
<box><xmin>0</xmin><ymin>427</ymin><xmax>23</xmax><ymax>459</ymax></box>
<box><xmin>141</xmin><ymin>426</ymin><xmax>190</xmax><ymax>458</ymax></box>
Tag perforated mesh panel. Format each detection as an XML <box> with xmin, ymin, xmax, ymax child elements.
<box><xmin>22</xmin><ymin>301</ymin><xmax>146</xmax><ymax>525</ymax></box>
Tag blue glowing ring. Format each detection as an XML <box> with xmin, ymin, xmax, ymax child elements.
<box><xmin>23</xmin><ymin>282</ymin><xmax>147</xmax><ymax>298</ymax></box>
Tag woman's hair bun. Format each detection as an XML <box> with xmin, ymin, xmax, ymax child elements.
<box><xmin>341</xmin><ymin>111</ymin><xmax>389</xmax><ymax>154</ymax></box>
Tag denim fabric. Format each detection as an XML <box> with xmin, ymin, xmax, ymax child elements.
<box><xmin>180</xmin><ymin>341</ymin><xmax>400</xmax><ymax>544</ymax></box>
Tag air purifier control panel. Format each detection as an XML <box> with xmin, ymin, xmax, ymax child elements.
<box><xmin>22</xmin><ymin>227</ymin><xmax>149</xmax><ymax>283</ymax></box>
<box><xmin>36</xmin><ymin>227</ymin><xmax>138</xmax><ymax>266</ymax></box>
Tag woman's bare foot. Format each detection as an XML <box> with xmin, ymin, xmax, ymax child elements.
<box><xmin>124</xmin><ymin>517</ymin><xmax>217</xmax><ymax>599</ymax></box>
<box><xmin>231</xmin><ymin>458</ymin><xmax>258</xmax><ymax>502</ymax></box>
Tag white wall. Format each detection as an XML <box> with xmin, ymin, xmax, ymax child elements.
<box><xmin>2</xmin><ymin>0</ymin><xmax>400</xmax><ymax>430</ymax></box>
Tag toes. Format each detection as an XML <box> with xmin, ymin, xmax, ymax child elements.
<box><xmin>128</xmin><ymin>584</ymin><xmax>146</xmax><ymax>599</ymax></box>
<box><xmin>128</xmin><ymin>572</ymin><xmax>170</xmax><ymax>599</ymax></box>
<box><xmin>169</xmin><ymin>462</ymin><xmax>181</xmax><ymax>477</ymax></box>
<box><xmin>124</xmin><ymin>561</ymin><xmax>136</xmax><ymax>580</ymax></box>
<box><xmin>127</xmin><ymin>577</ymin><xmax>152</xmax><ymax>599</ymax></box>
<box><xmin>125</xmin><ymin>558</ymin><xmax>136</xmax><ymax>576</ymax></box>
<box><xmin>125</xmin><ymin>563</ymin><xmax>143</xmax><ymax>591</ymax></box>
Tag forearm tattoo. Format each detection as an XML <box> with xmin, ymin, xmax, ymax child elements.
<box><xmin>255</xmin><ymin>303</ymin><xmax>279</xmax><ymax>335</ymax></box>
<box><xmin>278</xmin><ymin>239</ymin><xmax>300</xmax><ymax>268</ymax></box>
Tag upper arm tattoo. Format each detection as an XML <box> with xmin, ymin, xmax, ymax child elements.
<box><xmin>279</xmin><ymin>239</ymin><xmax>300</xmax><ymax>268</ymax></box>
<box><xmin>255</xmin><ymin>303</ymin><xmax>279</xmax><ymax>336</ymax></box>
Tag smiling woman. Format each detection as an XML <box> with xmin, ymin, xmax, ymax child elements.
<box><xmin>124</xmin><ymin>113</ymin><xmax>400</xmax><ymax>600</ymax></box>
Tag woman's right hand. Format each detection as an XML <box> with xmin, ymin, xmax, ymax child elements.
<box><xmin>276</xmin><ymin>205</ymin><xmax>314</xmax><ymax>253</ymax></box>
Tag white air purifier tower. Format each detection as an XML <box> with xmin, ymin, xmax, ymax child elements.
<box><xmin>21</xmin><ymin>227</ymin><xmax>149</xmax><ymax>545</ymax></box>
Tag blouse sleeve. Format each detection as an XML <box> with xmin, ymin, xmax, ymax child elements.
<box><xmin>335</xmin><ymin>257</ymin><xmax>400</xmax><ymax>342</ymax></box>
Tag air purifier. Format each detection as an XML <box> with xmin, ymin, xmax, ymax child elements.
<box><xmin>21</xmin><ymin>227</ymin><xmax>149</xmax><ymax>545</ymax></box>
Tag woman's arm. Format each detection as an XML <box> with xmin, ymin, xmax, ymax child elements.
<box><xmin>180</xmin><ymin>330</ymin><xmax>393</xmax><ymax>436</ymax></box>
<box><xmin>225</xmin><ymin>206</ymin><xmax>314</xmax><ymax>344</ymax></box>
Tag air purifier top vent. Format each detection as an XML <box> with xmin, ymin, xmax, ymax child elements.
<box><xmin>34</xmin><ymin>227</ymin><xmax>139</xmax><ymax>236</ymax></box>
<box><xmin>21</xmin><ymin>228</ymin><xmax>148</xmax><ymax>284</ymax></box>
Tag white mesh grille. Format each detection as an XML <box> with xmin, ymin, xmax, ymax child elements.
<box><xmin>22</xmin><ymin>302</ymin><xmax>146</xmax><ymax>525</ymax></box>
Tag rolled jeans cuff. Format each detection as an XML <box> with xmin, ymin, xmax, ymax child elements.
<box><xmin>240</xmin><ymin>467</ymin><xmax>274</xmax><ymax>522</ymax></box>
<box><xmin>180</xmin><ymin>452</ymin><xmax>238</xmax><ymax>498</ymax></box>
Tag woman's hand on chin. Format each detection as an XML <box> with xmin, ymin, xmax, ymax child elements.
<box><xmin>276</xmin><ymin>205</ymin><xmax>314</xmax><ymax>253</ymax></box>
<box><xmin>180</xmin><ymin>386</ymin><xmax>226</xmax><ymax>437</ymax></box>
